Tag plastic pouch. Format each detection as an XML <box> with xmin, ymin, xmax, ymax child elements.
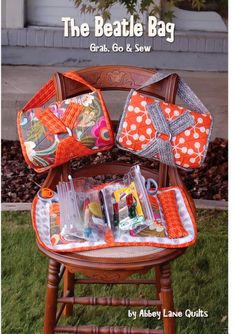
<box><xmin>32</xmin><ymin>164</ymin><xmax>197</xmax><ymax>252</ymax></box>
<box><xmin>125</xmin><ymin>165</ymin><xmax>155</xmax><ymax>223</ymax></box>
<box><xmin>56</xmin><ymin>176</ymin><xmax>87</xmax><ymax>241</ymax></box>
<box><xmin>100</xmin><ymin>165</ymin><xmax>154</xmax><ymax>236</ymax></box>
<box><xmin>57</xmin><ymin>177</ymin><xmax>107</xmax><ymax>241</ymax></box>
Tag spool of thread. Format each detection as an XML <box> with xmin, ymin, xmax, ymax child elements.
<box><xmin>41</xmin><ymin>188</ymin><xmax>54</xmax><ymax>198</ymax></box>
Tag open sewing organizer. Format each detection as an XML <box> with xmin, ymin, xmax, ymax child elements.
<box><xmin>32</xmin><ymin>164</ymin><xmax>196</xmax><ymax>252</ymax></box>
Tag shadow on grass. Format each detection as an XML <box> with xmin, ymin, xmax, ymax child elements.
<box><xmin>1</xmin><ymin>210</ymin><xmax>228</xmax><ymax>334</ymax></box>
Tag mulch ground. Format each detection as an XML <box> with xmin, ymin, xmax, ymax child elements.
<box><xmin>1</xmin><ymin>138</ymin><xmax>227</xmax><ymax>203</ymax></box>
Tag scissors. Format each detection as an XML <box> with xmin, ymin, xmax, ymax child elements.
<box><xmin>145</xmin><ymin>178</ymin><xmax>159</xmax><ymax>196</ymax></box>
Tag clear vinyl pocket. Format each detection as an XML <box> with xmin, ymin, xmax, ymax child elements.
<box><xmin>56</xmin><ymin>178</ymin><xmax>114</xmax><ymax>244</ymax></box>
<box><xmin>32</xmin><ymin>164</ymin><xmax>197</xmax><ymax>252</ymax></box>
<box><xmin>55</xmin><ymin>165</ymin><xmax>154</xmax><ymax>245</ymax></box>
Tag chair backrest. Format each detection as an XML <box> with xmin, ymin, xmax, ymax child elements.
<box><xmin>43</xmin><ymin>65</ymin><xmax>195</xmax><ymax>213</ymax></box>
<box><xmin>54</xmin><ymin>65</ymin><xmax>178</xmax><ymax>102</ymax></box>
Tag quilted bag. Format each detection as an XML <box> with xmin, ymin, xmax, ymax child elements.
<box><xmin>17</xmin><ymin>72</ymin><xmax>114</xmax><ymax>173</ymax></box>
<box><xmin>116</xmin><ymin>72</ymin><xmax>213</xmax><ymax>170</ymax></box>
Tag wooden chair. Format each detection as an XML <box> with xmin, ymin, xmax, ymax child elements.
<box><xmin>38</xmin><ymin>65</ymin><xmax>196</xmax><ymax>334</ymax></box>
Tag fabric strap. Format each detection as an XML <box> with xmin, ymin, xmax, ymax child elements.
<box><xmin>21</xmin><ymin>71</ymin><xmax>97</xmax><ymax>137</ymax></box>
<box><xmin>22</xmin><ymin>71</ymin><xmax>96</xmax><ymax>112</ymax></box>
<box><xmin>138</xmin><ymin>72</ymin><xmax>208</xmax><ymax>114</ymax></box>
<box><xmin>137</xmin><ymin>72</ymin><xmax>209</xmax><ymax>165</ymax></box>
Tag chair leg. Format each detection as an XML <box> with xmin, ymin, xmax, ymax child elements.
<box><xmin>160</xmin><ymin>263</ymin><xmax>176</xmax><ymax>334</ymax></box>
<box><xmin>155</xmin><ymin>266</ymin><xmax>162</xmax><ymax>313</ymax></box>
<box><xmin>44</xmin><ymin>259</ymin><xmax>60</xmax><ymax>334</ymax></box>
<box><xmin>63</xmin><ymin>269</ymin><xmax>75</xmax><ymax>317</ymax></box>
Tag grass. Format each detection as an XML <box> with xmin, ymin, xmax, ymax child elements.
<box><xmin>1</xmin><ymin>210</ymin><xmax>228</xmax><ymax>334</ymax></box>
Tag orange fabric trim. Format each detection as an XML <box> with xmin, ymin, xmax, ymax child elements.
<box><xmin>22</xmin><ymin>80</ymin><xmax>55</xmax><ymax>112</ymax></box>
<box><xmin>55</xmin><ymin>136</ymin><xmax>93</xmax><ymax>165</ymax></box>
<box><xmin>21</xmin><ymin>71</ymin><xmax>96</xmax><ymax>114</ymax></box>
<box><xmin>64</xmin><ymin>72</ymin><xmax>96</xmax><ymax>92</ymax></box>
<box><xmin>36</xmin><ymin>108</ymin><xmax>67</xmax><ymax>134</ymax></box>
<box><xmin>158</xmin><ymin>190</ymin><xmax>188</xmax><ymax>238</ymax></box>
<box><xmin>22</xmin><ymin>73</ymin><xmax>95</xmax><ymax>113</ymax></box>
<box><xmin>62</xmin><ymin>103</ymin><xmax>82</xmax><ymax>129</ymax></box>
<box><xmin>17</xmin><ymin>111</ymin><xmax>38</xmax><ymax>171</ymax></box>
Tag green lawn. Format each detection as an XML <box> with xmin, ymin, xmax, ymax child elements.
<box><xmin>2</xmin><ymin>210</ymin><xmax>228</xmax><ymax>334</ymax></box>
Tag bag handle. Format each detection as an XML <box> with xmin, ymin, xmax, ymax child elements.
<box><xmin>138</xmin><ymin>72</ymin><xmax>209</xmax><ymax>114</ymax></box>
<box><xmin>63</xmin><ymin>72</ymin><xmax>96</xmax><ymax>92</ymax></box>
<box><xmin>21</xmin><ymin>71</ymin><xmax>96</xmax><ymax>112</ymax></box>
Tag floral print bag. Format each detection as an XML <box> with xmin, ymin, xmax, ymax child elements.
<box><xmin>116</xmin><ymin>72</ymin><xmax>213</xmax><ymax>170</ymax></box>
<box><xmin>17</xmin><ymin>72</ymin><xmax>114</xmax><ymax>173</ymax></box>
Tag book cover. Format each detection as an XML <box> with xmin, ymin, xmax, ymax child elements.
<box><xmin>1</xmin><ymin>1</ymin><xmax>228</xmax><ymax>333</ymax></box>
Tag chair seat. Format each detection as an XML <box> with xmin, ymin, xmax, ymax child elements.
<box><xmin>38</xmin><ymin>241</ymin><xmax>185</xmax><ymax>269</ymax></box>
<box><xmin>76</xmin><ymin>246</ymin><xmax>164</xmax><ymax>258</ymax></box>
